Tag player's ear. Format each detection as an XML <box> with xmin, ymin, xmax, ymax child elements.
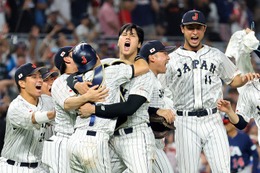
<box><xmin>149</xmin><ymin>55</ymin><xmax>155</xmax><ymax>63</ymax></box>
<box><xmin>180</xmin><ymin>25</ymin><xmax>185</xmax><ymax>34</ymax></box>
<box><xmin>18</xmin><ymin>80</ymin><xmax>26</xmax><ymax>89</ymax></box>
<box><xmin>137</xmin><ymin>42</ymin><xmax>141</xmax><ymax>49</ymax></box>
<box><xmin>64</xmin><ymin>57</ymin><xmax>71</xmax><ymax>64</ymax></box>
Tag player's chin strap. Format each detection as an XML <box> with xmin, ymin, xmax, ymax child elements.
<box><xmin>88</xmin><ymin>64</ymin><xmax>106</xmax><ymax>126</ymax></box>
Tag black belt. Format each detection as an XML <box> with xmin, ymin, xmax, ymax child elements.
<box><xmin>176</xmin><ymin>108</ymin><xmax>217</xmax><ymax>117</ymax></box>
<box><xmin>114</xmin><ymin>123</ymin><xmax>151</xmax><ymax>136</ymax></box>
<box><xmin>7</xmin><ymin>159</ymin><xmax>38</xmax><ymax>168</ymax></box>
<box><xmin>86</xmin><ymin>130</ymin><xmax>96</xmax><ymax>136</ymax></box>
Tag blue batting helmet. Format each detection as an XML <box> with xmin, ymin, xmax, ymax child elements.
<box><xmin>72</xmin><ymin>43</ymin><xmax>97</xmax><ymax>73</ymax></box>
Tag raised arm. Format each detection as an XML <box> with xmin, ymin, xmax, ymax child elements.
<box><xmin>229</xmin><ymin>73</ymin><xmax>260</xmax><ymax>88</ymax></box>
<box><xmin>217</xmin><ymin>99</ymin><xmax>248</xmax><ymax>130</ymax></box>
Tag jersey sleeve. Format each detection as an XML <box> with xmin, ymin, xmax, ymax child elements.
<box><xmin>129</xmin><ymin>72</ymin><xmax>154</xmax><ymax>102</ymax></box>
<box><xmin>218</xmin><ymin>52</ymin><xmax>241</xmax><ymax>85</ymax></box>
<box><xmin>7</xmin><ymin>102</ymin><xmax>40</xmax><ymax>130</ymax></box>
<box><xmin>108</xmin><ymin>63</ymin><xmax>133</xmax><ymax>85</ymax></box>
<box><xmin>52</xmin><ymin>75</ymin><xmax>77</xmax><ymax>109</ymax></box>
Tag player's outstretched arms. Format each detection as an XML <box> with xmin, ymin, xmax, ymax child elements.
<box><xmin>133</xmin><ymin>55</ymin><xmax>149</xmax><ymax>76</ymax></box>
<box><xmin>217</xmin><ymin>99</ymin><xmax>248</xmax><ymax>129</ymax></box>
<box><xmin>64</xmin><ymin>85</ymin><xmax>109</xmax><ymax>111</ymax></box>
<box><xmin>230</xmin><ymin>73</ymin><xmax>260</xmax><ymax>87</ymax></box>
<box><xmin>155</xmin><ymin>108</ymin><xmax>175</xmax><ymax>124</ymax></box>
<box><xmin>79</xmin><ymin>95</ymin><xmax>146</xmax><ymax>118</ymax></box>
<box><xmin>31</xmin><ymin>110</ymin><xmax>56</xmax><ymax>124</ymax></box>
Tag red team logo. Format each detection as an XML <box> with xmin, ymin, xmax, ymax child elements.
<box><xmin>192</xmin><ymin>13</ymin><xmax>198</xmax><ymax>21</ymax></box>
<box><xmin>81</xmin><ymin>56</ymin><xmax>87</xmax><ymax>64</ymax></box>
<box><xmin>32</xmin><ymin>64</ymin><xmax>37</xmax><ymax>68</ymax></box>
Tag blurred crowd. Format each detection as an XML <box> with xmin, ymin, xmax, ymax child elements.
<box><xmin>0</xmin><ymin>0</ymin><xmax>258</xmax><ymax>63</ymax></box>
<box><xmin>0</xmin><ymin>0</ymin><xmax>260</xmax><ymax>172</ymax></box>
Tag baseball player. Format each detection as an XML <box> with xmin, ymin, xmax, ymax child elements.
<box><xmin>222</xmin><ymin>108</ymin><xmax>259</xmax><ymax>173</ymax></box>
<box><xmin>39</xmin><ymin>67</ymin><xmax>59</xmax><ymax>140</ymax></box>
<box><xmin>217</xmin><ymin>79</ymin><xmax>260</xmax><ymax>141</ymax></box>
<box><xmin>41</xmin><ymin>46</ymin><xmax>108</xmax><ymax>173</ymax></box>
<box><xmin>139</xmin><ymin>40</ymin><xmax>175</xmax><ymax>173</ymax></box>
<box><xmin>66</xmin><ymin>42</ymin><xmax>149</xmax><ymax>173</ymax></box>
<box><xmin>72</xmin><ymin>23</ymin><xmax>156</xmax><ymax>173</ymax></box>
<box><xmin>107</xmin><ymin>23</ymin><xmax>155</xmax><ymax>173</ymax></box>
<box><xmin>159</xmin><ymin>10</ymin><xmax>260</xmax><ymax>173</ymax></box>
<box><xmin>0</xmin><ymin>63</ymin><xmax>55</xmax><ymax>173</ymax></box>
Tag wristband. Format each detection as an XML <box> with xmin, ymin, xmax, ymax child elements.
<box><xmin>34</xmin><ymin>111</ymin><xmax>50</xmax><ymax>124</ymax></box>
<box><xmin>148</xmin><ymin>107</ymin><xmax>159</xmax><ymax>115</ymax></box>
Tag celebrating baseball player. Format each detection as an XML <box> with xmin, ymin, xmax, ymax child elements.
<box><xmin>66</xmin><ymin>41</ymin><xmax>149</xmax><ymax>173</ymax></box>
<box><xmin>72</xmin><ymin>23</ymin><xmax>156</xmax><ymax>173</ymax></box>
<box><xmin>41</xmin><ymin>46</ymin><xmax>108</xmax><ymax>173</ymax></box>
<box><xmin>39</xmin><ymin>67</ymin><xmax>59</xmax><ymax>140</ymax></box>
<box><xmin>217</xmin><ymin>27</ymin><xmax>260</xmax><ymax>141</ymax></box>
<box><xmin>0</xmin><ymin>63</ymin><xmax>55</xmax><ymax>173</ymax></box>
<box><xmin>107</xmin><ymin>23</ymin><xmax>155</xmax><ymax>173</ymax></box>
<box><xmin>139</xmin><ymin>40</ymin><xmax>176</xmax><ymax>173</ymax></box>
<box><xmin>159</xmin><ymin>9</ymin><xmax>260</xmax><ymax>173</ymax></box>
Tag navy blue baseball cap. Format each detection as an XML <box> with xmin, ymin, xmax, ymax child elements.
<box><xmin>39</xmin><ymin>67</ymin><xmax>59</xmax><ymax>80</ymax></box>
<box><xmin>181</xmin><ymin>10</ymin><xmax>206</xmax><ymax>26</ymax></box>
<box><xmin>139</xmin><ymin>40</ymin><xmax>175</xmax><ymax>60</ymax></box>
<box><xmin>15</xmin><ymin>63</ymin><xmax>43</xmax><ymax>86</ymax></box>
<box><xmin>54</xmin><ymin>46</ymin><xmax>73</xmax><ymax>71</ymax></box>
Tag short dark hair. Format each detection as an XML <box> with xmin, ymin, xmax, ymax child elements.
<box><xmin>118</xmin><ymin>23</ymin><xmax>144</xmax><ymax>51</ymax></box>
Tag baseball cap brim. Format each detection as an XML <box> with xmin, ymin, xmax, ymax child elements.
<box><xmin>42</xmin><ymin>71</ymin><xmax>59</xmax><ymax>80</ymax></box>
<box><xmin>182</xmin><ymin>22</ymin><xmax>207</xmax><ymax>26</ymax></box>
<box><xmin>27</xmin><ymin>67</ymin><xmax>45</xmax><ymax>77</ymax></box>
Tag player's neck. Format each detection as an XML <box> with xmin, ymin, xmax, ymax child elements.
<box><xmin>20</xmin><ymin>92</ymin><xmax>39</xmax><ymax>106</ymax></box>
<box><xmin>119</xmin><ymin>53</ymin><xmax>136</xmax><ymax>64</ymax></box>
<box><xmin>149</xmin><ymin>66</ymin><xmax>158</xmax><ymax>76</ymax></box>
<box><xmin>227</xmin><ymin>129</ymin><xmax>238</xmax><ymax>138</ymax></box>
<box><xmin>182</xmin><ymin>43</ymin><xmax>203</xmax><ymax>52</ymax></box>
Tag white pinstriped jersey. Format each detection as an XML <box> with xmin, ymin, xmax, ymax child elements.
<box><xmin>1</xmin><ymin>95</ymin><xmax>52</xmax><ymax>162</ymax></box>
<box><xmin>51</xmin><ymin>74</ymin><xmax>77</xmax><ymax>135</ymax></box>
<box><xmin>74</xmin><ymin>63</ymin><xmax>133</xmax><ymax>134</ymax></box>
<box><xmin>150</xmin><ymin>72</ymin><xmax>174</xmax><ymax>173</ymax></box>
<box><xmin>150</xmin><ymin>73</ymin><xmax>165</xmax><ymax>108</ymax></box>
<box><xmin>41</xmin><ymin>94</ymin><xmax>55</xmax><ymax>140</ymax></box>
<box><xmin>150</xmin><ymin>73</ymin><xmax>173</xmax><ymax>109</ymax></box>
<box><xmin>236</xmin><ymin>80</ymin><xmax>260</xmax><ymax>136</ymax></box>
<box><xmin>117</xmin><ymin>70</ymin><xmax>154</xmax><ymax>129</ymax></box>
<box><xmin>164</xmin><ymin>45</ymin><xmax>240</xmax><ymax>110</ymax></box>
